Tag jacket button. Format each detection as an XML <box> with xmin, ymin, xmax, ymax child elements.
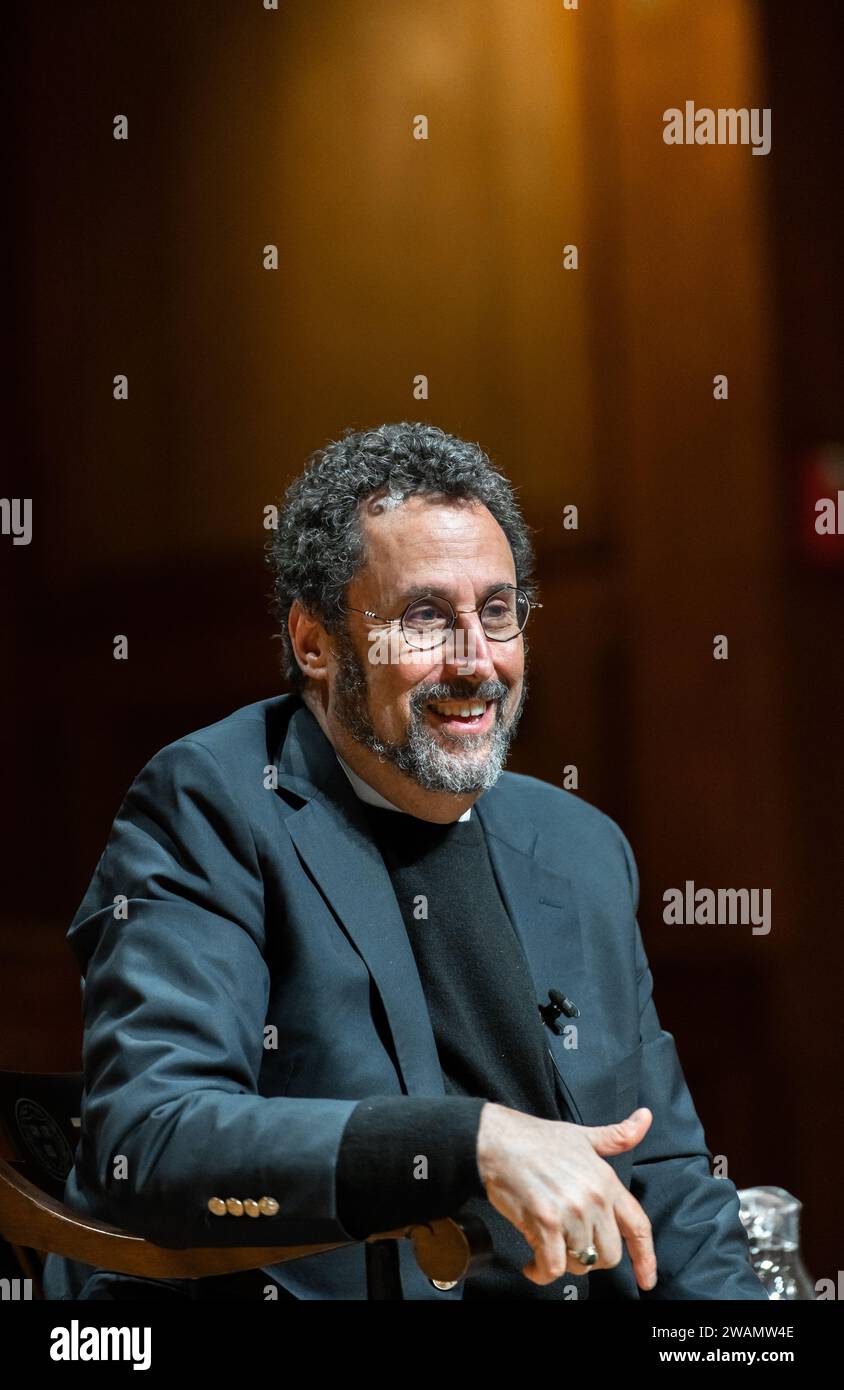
<box><xmin>430</xmin><ymin>1279</ymin><xmax>459</xmax><ymax>1290</ymax></box>
<box><xmin>243</xmin><ymin>1199</ymin><xmax>261</xmax><ymax>1217</ymax></box>
<box><xmin>207</xmin><ymin>1197</ymin><xmax>227</xmax><ymax>1216</ymax></box>
<box><xmin>225</xmin><ymin>1198</ymin><xmax>244</xmax><ymax>1216</ymax></box>
<box><xmin>258</xmin><ymin>1196</ymin><xmax>279</xmax><ymax>1216</ymax></box>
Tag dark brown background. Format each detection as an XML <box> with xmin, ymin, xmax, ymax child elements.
<box><xmin>4</xmin><ymin>1</ymin><xmax>842</xmax><ymax>1281</ymax></box>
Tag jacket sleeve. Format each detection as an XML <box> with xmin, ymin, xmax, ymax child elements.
<box><xmin>613</xmin><ymin>825</ymin><xmax>768</xmax><ymax>1300</ymax></box>
<box><xmin>66</xmin><ymin>736</ymin><xmax>360</xmax><ymax>1249</ymax></box>
<box><xmin>336</xmin><ymin>1095</ymin><xmax>487</xmax><ymax>1238</ymax></box>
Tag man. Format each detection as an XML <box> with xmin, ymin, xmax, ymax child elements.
<box><xmin>43</xmin><ymin>421</ymin><xmax>766</xmax><ymax>1300</ymax></box>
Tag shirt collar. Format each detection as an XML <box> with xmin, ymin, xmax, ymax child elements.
<box><xmin>334</xmin><ymin>752</ymin><xmax>472</xmax><ymax>822</ymax></box>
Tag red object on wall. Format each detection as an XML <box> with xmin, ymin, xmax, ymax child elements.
<box><xmin>797</xmin><ymin>443</ymin><xmax>844</xmax><ymax>567</ymax></box>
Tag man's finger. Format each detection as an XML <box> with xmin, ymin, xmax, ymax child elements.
<box><xmin>521</xmin><ymin>1221</ymin><xmax>568</xmax><ymax>1285</ymax></box>
<box><xmin>586</xmin><ymin>1107</ymin><xmax>653</xmax><ymax>1157</ymax></box>
<box><xmin>615</xmin><ymin>1187</ymin><xmax>658</xmax><ymax>1290</ymax></box>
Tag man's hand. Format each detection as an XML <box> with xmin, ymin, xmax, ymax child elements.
<box><xmin>475</xmin><ymin>1103</ymin><xmax>657</xmax><ymax>1290</ymax></box>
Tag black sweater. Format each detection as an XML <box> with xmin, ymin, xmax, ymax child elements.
<box><xmin>335</xmin><ymin>800</ymin><xmax>572</xmax><ymax>1298</ymax></box>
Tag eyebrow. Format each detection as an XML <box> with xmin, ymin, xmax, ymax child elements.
<box><xmin>393</xmin><ymin>582</ymin><xmax>515</xmax><ymax>608</ymax></box>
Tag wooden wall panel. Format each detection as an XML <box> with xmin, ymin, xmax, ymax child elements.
<box><xmin>607</xmin><ymin>0</ymin><xmax>794</xmax><ymax>946</ymax></box>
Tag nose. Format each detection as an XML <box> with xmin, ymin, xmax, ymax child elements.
<box><xmin>441</xmin><ymin>607</ymin><xmax>497</xmax><ymax>680</ymax></box>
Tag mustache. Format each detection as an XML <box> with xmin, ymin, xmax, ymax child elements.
<box><xmin>410</xmin><ymin>678</ymin><xmax>511</xmax><ymax>709</ymax></box>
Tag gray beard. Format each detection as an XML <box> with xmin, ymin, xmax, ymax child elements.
<box><xmin>330</xmin><ymin>629</ymin><xmax>528</xmax><ymax>795</ymax></box>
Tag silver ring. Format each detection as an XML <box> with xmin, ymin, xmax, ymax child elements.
<box><xmin>567</xmin><ymin>1243</ymin><xmax>599</xmax><ymax>1267</ymax></box>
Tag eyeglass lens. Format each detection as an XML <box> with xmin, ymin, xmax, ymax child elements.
<box><xmin>402</xmin><ymin>589</ymin><xmax>529</xmax><ymax>647</ymax></box>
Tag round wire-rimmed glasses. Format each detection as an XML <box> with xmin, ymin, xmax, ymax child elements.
<box><xmin>341</xmin><ymin>584</ymin><xmax>542</xmax><ymax>651</ymax></box>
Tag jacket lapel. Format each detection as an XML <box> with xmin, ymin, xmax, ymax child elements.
<box><xmin>473</xmin><ymin>795</ymin><xmax>596</xmax><ymax>1119</ymax></box>
<box><xmin>275</xmin><ymin>701</ymin><xmax>447</xmax><ymax>1097</ymax></box>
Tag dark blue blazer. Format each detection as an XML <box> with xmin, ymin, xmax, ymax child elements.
<box><xmin>43</xmin><ymin>693</ymin><xmax>766</xmax><ymax>1300</ymax></box>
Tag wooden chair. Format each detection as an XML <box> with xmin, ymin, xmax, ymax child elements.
<box><xmin>0</xmin><ymin>1070</ymin><xmax>492</xmax><ymax>1300</ymax></box>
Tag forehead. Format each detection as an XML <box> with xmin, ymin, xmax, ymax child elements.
<box><xmin>357</xmin><ymin>493</ymin><xmax>515</xmax><ymax>588</ymax></box>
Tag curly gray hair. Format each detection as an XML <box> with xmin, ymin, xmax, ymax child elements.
<box><xmin>266</xmin><ymin>420</ymin><xmax>537</xmax><ymax>689</ymax></box>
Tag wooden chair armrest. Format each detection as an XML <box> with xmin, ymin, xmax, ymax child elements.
<box><xmin>0</xmin><ymin>1156</ymin><xmax>491</xmax><ymax>1284</ymax></box>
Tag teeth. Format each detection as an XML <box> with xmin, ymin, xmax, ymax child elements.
<box><xmin>429</xmin><ymin>700</ymin><xmax>488</xmax><ymax>718</ymax></box>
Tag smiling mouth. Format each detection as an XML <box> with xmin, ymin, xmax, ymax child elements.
<box><xmin>425</xmin><ymin>698</ymin><xmax>496</xmax><ymax>731</ymax></box>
